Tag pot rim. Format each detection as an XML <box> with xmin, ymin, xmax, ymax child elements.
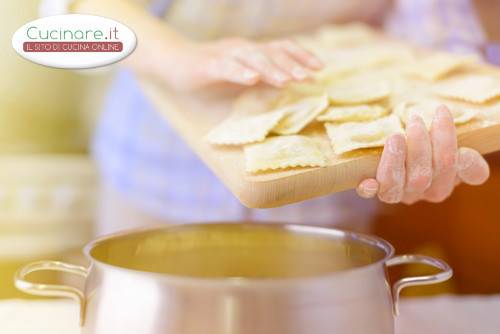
<box><xmin>83</xmin><ymin>222</ymin><xmax>395</xmax><ymax>285</ymax></box>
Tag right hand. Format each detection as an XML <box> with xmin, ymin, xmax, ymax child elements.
<box><xmin>357</xmin><ymin>106</ymin><xmax>490</xmax><ymax>204</ymax></box>
<box><xmin>161</xmin><ymin>38</ymin><xmax>323</xmax><ymax>91</ymax></box>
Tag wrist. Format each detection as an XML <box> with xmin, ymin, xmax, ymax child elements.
<box><xmin>131</xmin><ymin>33</ymin><xmax>198</xmax><ymax>85</ymax></box>
<box><xmin>153</xmin><ymin>34</ymin><xmax>196</xmax><ymax>68</ymax></box>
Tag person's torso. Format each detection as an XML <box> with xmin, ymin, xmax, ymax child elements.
<box><xmin>163</xmin><ymin>0</ymin><xmax>388</xmax><ymax>40</ymax></box>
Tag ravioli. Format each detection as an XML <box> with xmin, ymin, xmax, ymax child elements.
<box><xmin>314</xmin><ymin>45</ymin><xmax>411</xmax><ymax>81</ymax></box>
<box><xmin>317</xmin><ymin>105</ymin><xmax>388</xmax><ymax>122</ymax></box>
<box><xmin>433</xmin><ymin>74</ymin><xmax>500</xmax><ymax>103</ymax></box>
<box><xmin>283</xmin><ymin>81</ymin><xmax>327</xmax><ymax>97</ymax></box>
<box><xmin>325</xmin><ymin>115</ymin><xmax>404</xmax><ymax>154</ymax></box>
<box><xmin>295</xmin><ymin>24</ymin><xmax>377</xmax><ymax>66</ymax></box>
<box><xmin>272</xmin><ymin>95</ymin><xmax>329</xmax><ymax>135</ymax></box>
<box><xmin>244</xmin><ymin>135</ymin><xmax>327</xmax><ymax>172</ymax></box>
<box><xmin>315</xmin><ymin>23</ymin><xmax>377</xmax><ymax>47</ymax></box>
<box><xmin>395</xmin><ymin>100</ymin><xmax>479</xmax><ymax>129</ymax></box>
<box><xmin>209</xmin><ymin>23</ymin><xmax>495</xmax><ymax>175</ymax></box>
<box><xmin>206</xmin><ymin>109</ymin><xmax>286</xmax><ymax>145</ymax></box>
<box><xmin>405</xmin><ymin>53</ymin><xmax>476</xmax><ymax>81</ymax></box>
<box><xmin>328</xmin><ymin>80</ymin><xmax>391</xmax><ymax>104</ymax></box>
<box><xmin>231</xmin><ymin>87</ymin><xmax>282</xmax><ymax>117</ymax></box>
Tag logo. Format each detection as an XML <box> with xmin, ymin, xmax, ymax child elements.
<box><xmin>12</xmin><ymin>14</ymin><xmax>137</xmax><ymax>69</ymax></box>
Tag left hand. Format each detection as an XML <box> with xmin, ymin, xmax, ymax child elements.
<box><xmin>157</xmin><ymin>38</ymin><xmax>323</xmax><ymax>91</ymax></box>
<box><xmin>357</xmin><ymin>105</ymin><xmax>490</xmax><ymax>204</ymax></box>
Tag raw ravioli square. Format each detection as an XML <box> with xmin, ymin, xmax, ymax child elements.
<box><xmin>405</xmin><ymin>53</ymin><xmax>476</xmax><ymax>81</ymax></box>
<box><xmin>317</xmin><ymin>105</ymin><xmax>388</xmax><ymax>122</ymax></box>
<box><xmin>394</xmin><ymin>100</ymin><xmax>478</xmax><ymax>129</ymax></box>
<box><xmin>325</xmin><ymin>115</ymin><xmax>404</xmax><ymax>155</ymax></box>
<box><xmin>272</xmin><ymin>95</ymin><xmax>329</xmax><ymax>135</ymax></box>
<box><xmin>433</xmin><ymin>75</ymin><xmax>500</xmax><ymax>103</ymax></box>
<box><xmin>244</xmin><ymin>135</ymin><xmax>327</xmax><ymax>172</ymax></box>
<box><xmin>206</xmin><ymin>109</ymin><xmax>286</xmax><ymax>145</ymax></box>
<box><xmin>328</xmin><ymin>80</ymin><xmax>391</xmax><ymax>104</ymax></box>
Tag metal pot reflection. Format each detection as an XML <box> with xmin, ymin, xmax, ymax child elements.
<box><xmin>15</xmin><ymin>223</ymin><xmax>452</xmax><ymax>334</ymax></box>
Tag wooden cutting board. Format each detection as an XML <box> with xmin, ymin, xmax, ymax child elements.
<box><xmin>138</xmin><ymin>69</ymin><xmax>500</xmax><ymax>209</ymax></box>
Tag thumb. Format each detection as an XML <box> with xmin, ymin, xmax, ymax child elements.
<box><xmin>357</xmin><ymin>178</ymin><xmax>379</xmax><ymax>198</ymax></box>
<box><xmin>457</xmin><ymin>147</ymin><xmax>490</xmax><ymax>185</ymax></box>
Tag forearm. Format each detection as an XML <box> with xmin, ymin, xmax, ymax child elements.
<box><xmin>69</xmin><ymin>0</ymin><xmax>324</xmax><ymax>91</ymax></box>
<box><xmin>72</xmin><ymin>0</ymin><xmax>191</xmax><ymax>78</ymax></box>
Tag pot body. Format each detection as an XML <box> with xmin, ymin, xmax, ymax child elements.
<box><xmin>15</xmin><ymin>223</ymin><xmax>452</xmax><ymax>334</ymax></box>
<box><xmin>82</xmin><ymin>262</ymin><xmax>394</xmax><ymax>334</ymax></box>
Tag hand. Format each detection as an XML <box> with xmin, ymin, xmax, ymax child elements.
<box><xmin>357</xmin><ymin>105</ymin><xmax>490</xmax><ymax>204</ymax></box>
<box><xmin>162</xmin><ymin>38</ymin><xmax>323</xmax><ymax>91</ymax></box>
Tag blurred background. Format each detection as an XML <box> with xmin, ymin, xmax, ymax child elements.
<box><xmin>374</xmin><ymin>0</ymin><xmax>500</xmax><ymax>296</ymax></box>
<box><xmin>0</xmin><ymin>0</ymin><xmax>108</xmax><ymax>298</ymax></box>
<box><xmin>0</xmin><ymin>0</ymin><xmax>499</xmax><ymax>299</ymax></box>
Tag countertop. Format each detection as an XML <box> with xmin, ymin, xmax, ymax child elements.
<box><xmin>1</xmin><ymin>295</ymin><xmax>500</xmax><ymax>333</ymax></box>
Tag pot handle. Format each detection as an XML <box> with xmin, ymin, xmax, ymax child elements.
<box><xmin>386</xmin><ymin>255</ymin><xmax>453</xmax><ymax>316</ymax></box>
<box><xmin>14</xmin><ymin>261</ymin><xmax>88</xmax><ymax>326</ymax></box>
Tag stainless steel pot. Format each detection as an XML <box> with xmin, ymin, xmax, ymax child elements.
<box><xmin>15</xmin><ymin>223</ymin><xmax>452</xmax><ymax>334</ymax></box>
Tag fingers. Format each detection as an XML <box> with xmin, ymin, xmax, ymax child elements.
<box><xmin>267</xmin><ymin>47</ymin><xmax>310</xmax><ymax>81</ymax></box>
<box><xmin>357</xmin><ymin>178</ymin><xmax>379</xmax><ymax>199</ymax></box>
<box><xmin>271</xmin><ymin>40</ymin><xmax>324</xmax><ymax>70</ymax></box>
<box><xmin>356</xmin><ymin>106</ymin><xmax>489</xmax><ymax>205</ymax></box>
<box><xmin>213</xmin><ymin>39</ymin><xmax>323</xmax><ymax>88</ymax></box>
<box><xmin>404</xmin><ymin>113</ymin><xmax>432</xmax><ymax>203</ymax></box>
<box><xmin>207</xmin><ymin>58</ymin><xmax>260</xmax><ymax>86</ymax></box>
<box><xmin>457</xmin><ymin>147</ymin><xmax>490</xmax><ymax>185</ymax></box>
<box><xmin>424</xmin><ymin>106</ymin><xmax>458</xmax><ymax>203</ymax></box>
<box><xmin>231</xmin><ymin>46</ymin><xmax>291</xmax><ymax>87</ymax></box>
<box><xmin>376</xmin><ymin>134</ymin><xmax>407</xmax><ymax>203</ymax></box>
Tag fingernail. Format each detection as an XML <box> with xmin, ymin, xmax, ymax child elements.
<box><xmin>435</xmin><ymin>105</ymin><xmax>450</xmax><ymax>120</ymax></box>
<box><xmin>313</xmin><ymin>58</ymin><xmax>324</xmax><ymax>68</ymax></box>
<box><xmin>358</xmin><ymin>184</ymin><xmax>377</xmax><ymax>198</ymax></box>
<box><xmin>358</xmin><ymin>187</ymin><xmax>372</xmax><ymax>198</ymax></box>
<box><xmin>243</xmin><ymin>70</ymin><xmax>258</xmax><ymax>80</ymax></box>
<box><xmin>408</xmin><ymin>112</ymin><xmax>422</xmax><ymax>124</ymax></box>
<box><xmin>387</xmin><ymin>135</ymin><xmax>404</xmax><ymax>155</ymax></box>
<box><xmin>309</xmin><ymin>57</ymin><xmax>324</xmax><ymax>68</ymax></box>
<box><xmin>364</xmin><ymin>183</ymin><xmax>378</xmax><ymax>194</ymax></box>
<box><xmin>274</xmin><ymin>72</ymin><xmax>289</xmax><ymax>83</ymax></box>
<box><xmin>291</xmin><ymin>66</ymin><xmax>308</xmax><ymax>80</ymax></box>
